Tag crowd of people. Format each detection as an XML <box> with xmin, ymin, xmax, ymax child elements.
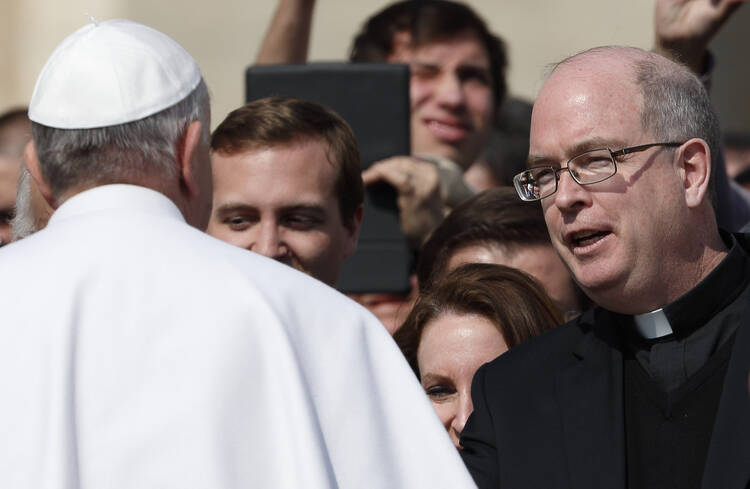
<box><xmin>1</xmin><ymin>0</ymin><xmax>749</xmax><ymax>488</ymax></box>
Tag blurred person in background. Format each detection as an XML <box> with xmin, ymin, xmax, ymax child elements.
<box><xmin>418</xmin><ymin>188</ymin><xmax>589</xmax><ymax>320</ymax></box>
<box><xmin>722</xmin><ymin>131</ymin><xmax>750</xmax><ymax>180</ymax></box>
<box><xmin>0</xmin><ymin>108</ymin><xmax>30</xmax><ymax>246</ymax></box>
<box><xmin>394</xmin><ymin>263</ymin><xmax>561</xmax><ymax>449</ymax></box>
<box><xmin>256</xmin><ymin>0</ymin><xmax>507</xmax><ymax>330</ymax></box>
<box><xmin>463</xmin><ymin>98</ymin><xmax>533</xmax><ymax>191</ymax></box>
<box><xmin>722</xmin><ymin>131</ymin><xmax>750</xmax><ymax>191</ymax></box>
<box><xmin>257</xmin><ymin>0</ymin><xmax>506</xmax><ymax>239</ymax></box>
<box><xmin>652</xmin><ymin>0</ymin><xmax>750</xmax><ymax>231</ymax></box>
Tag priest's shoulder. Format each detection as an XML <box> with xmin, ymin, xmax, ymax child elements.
<box><xmin>478</xmin><ymin>309</ymin><xmax>595</xmax><ymax>384</ymax></box>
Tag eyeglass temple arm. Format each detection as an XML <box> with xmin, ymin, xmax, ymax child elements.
<box><xmin>612</xmin><ymin>142</ymin><xmax>683</xmax><ymax>157</ymax></box>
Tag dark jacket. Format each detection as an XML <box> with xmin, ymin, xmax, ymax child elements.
<box><xmin>461</xmin><ymin>279</ymin><xmax>750</xmax><ymax>489</ymax></box>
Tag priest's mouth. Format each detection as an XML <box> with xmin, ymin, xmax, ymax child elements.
<box><xmin>569</xmin><ymin>230</ymin><xmax>611</xmax><ymax>249</ymax></box>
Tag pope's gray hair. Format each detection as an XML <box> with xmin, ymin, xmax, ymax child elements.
<box><xmin>10</xmin><ymin>166</ymin><xmax>35</xmax><ymax>241</ymax></box>
<box><xmin>31</xmin><ymin>79</ymin><xmax>210</xmax><ymax>199</ymax></box>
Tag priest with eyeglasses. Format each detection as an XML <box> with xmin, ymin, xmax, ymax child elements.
<box><xmin>460</xmin><ymin>44</ymin><xmax>750</xmax><ymax>489</ymax></box>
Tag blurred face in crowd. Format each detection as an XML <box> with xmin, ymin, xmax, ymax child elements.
<box><xmin>349</xmin><ymin>282</ymin><xmax>417</xmax><ymax>335</ymax></box>
<box><xmin>207</xmin><ymin>138</ymin><xmax>360</xmax><ymax>287</ymax></box>
<box><xmin>0</xmin><ymin>157</ymin><xmax>19</xmax><ymax>246</ymax></box>
<box><xmin>723</xmin><ymin>145</ymin><xmax>750</xmax><ymax>180</ymax></box>
<box><xmin>0</xmin><ymin>114</ymin><xmax>30</xmax><ymax>246</ymax></box>
<box><xmin>447</xmin><ymin>243</ymin><xmax>582</xmax><ymax>319</ymax></box>
<box><xmin>531</xmin><ymin>54</ymin><xmax>689</xmax><ymax>309</ymax></box>
<box><xmin>417</xmin><ymin>311</ymin><xmax>508</xmax><ymax>449</ymax></box>
<box><xmin>388</xmin><ymin>29</ymin><xmax>494</xmax><ymax>170</ymax></box>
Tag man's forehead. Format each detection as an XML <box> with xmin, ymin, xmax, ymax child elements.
<box><xmin>544</xmin><ymin>54</ymin><xmax>639</xmax><ymax>99</ymax></box>
<box><xmin>212</xmin><ymin>139</ymin><xmax>339</xmax><ymax>197</ymax></box>
<box><xmin>389</xmin><ymin>29</ymin><xmax>489</xmax><ymax>63</ymax></box>
<box><xmin>529</xmin><ymin>60</ymin><xmax>644</xmax><ymax>160</ymax></box>
<box><xmin>548</xmin><ymin>46</ymin><xmax>645</xmax><ymax>78</ymax></box>
<box><xmin>215</xmin><ymin>137</ymin><xmax>335</xmax><ymax>167</ymax></box>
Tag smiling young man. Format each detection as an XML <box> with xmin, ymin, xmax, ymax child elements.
<box><xmin>252</xmin><ymin>1</ymin><xmax>507</xmax><ymax>331</ymax></box>
<box><xmin>460</xmin><ymin>46</ymin><xmax>750</xmax><ymax>489</ymax></box>
<box><xmin>257</xmin><ymin>0</ymin><xmax>506</xmax><ymax>242</ymax></box>
<box><xmin>350</xmin><ymin>0</ymin><xmax>505</xmax><ymax>234</ymax></box>
<box><xmin>259</xmin><ymin>0</ymin><xmax>505</xmax><ymax>172</ymax></box>
<box><xmin>351</xmin><ymin>0</ymin><xmax>503</xmax><ymax>172</ymax></box>
<box><xmin>344</xmin><ymin>0</ymin><xmax>508</xmax><ymax>329</ymax></box>
<box><xmin>207</xmin><ymin>97</ymin><xmax>363</xmax><ymax>287</ymax></box>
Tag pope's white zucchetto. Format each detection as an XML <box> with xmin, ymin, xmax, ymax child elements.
<box><xmin>28</xmin><ymin>19</ymin><xmax>202</xmax><ymax>130</ymax></box>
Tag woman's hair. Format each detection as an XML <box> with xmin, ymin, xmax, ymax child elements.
<box><xmin>394</xmin><ymin>263</ymin><xmax>562</xmax><ymax>377</ymax></box>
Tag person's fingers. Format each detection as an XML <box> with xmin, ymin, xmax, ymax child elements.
<box><xmin>362</xmin><ymin>165</ymin><xmax>413</xmax><ymax>193</ymax></box>
<box><xmin>361</xmin><ymin>165</ymin><xmax>384</xmax><ymax>186</ymax></box>
<box><xmin>362</xmin><ymin>157</ymin><xmax>418</xmax><ymax>194</ymax></box>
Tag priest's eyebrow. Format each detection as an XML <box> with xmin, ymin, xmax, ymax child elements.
<box><xmin>527</xmin><ymin>137</ymin><xmax>628</xmax><ymax>167</ymax></box>
<box><xmin>214</xmin><ymin>202</ymin><xmax>256</xmax><ymax>216</ymax></box>
<box><xmin>568</xmin><ymin>137</ymin><xmax>628</xmax><ymax>155</ymax></box>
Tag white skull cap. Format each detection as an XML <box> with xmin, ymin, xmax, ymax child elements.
<box><xmin>28</xmin><ymin>19</ymin><xmax>202</xmax><ymax>129</ymax></box>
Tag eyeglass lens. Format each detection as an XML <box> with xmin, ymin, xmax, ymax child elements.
<box><xmin>516</xmin><ymin>149</ymin><xmax>616</xmax><ymax>200</ymax></box>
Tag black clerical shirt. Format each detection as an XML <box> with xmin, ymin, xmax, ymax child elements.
<box><xmin>621</xmin><ymin>231</ymin><xmax>750</xmax><ymax>392</ymax></box>
<box><xmin>616</xmin><ymin>231</ymin><xmax>750</xmax><ymax>489</ymax></box>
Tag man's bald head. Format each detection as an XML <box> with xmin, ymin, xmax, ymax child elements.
<box><xmin>545</xmin><ymin>46</ymin><xmax>719</xmax><ymax>200</ymax></box>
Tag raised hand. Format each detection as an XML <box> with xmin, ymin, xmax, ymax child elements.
<box><xmin>654</xmin><ymin>0</ymin><xmax>745</xmax><ymax>73</ymax></box>
<box><xmin>362</xmin><ymin>156</ymin><xmax>443</xmax><ymax>248</ymax></box>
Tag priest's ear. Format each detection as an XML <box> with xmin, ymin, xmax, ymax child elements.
<box><xmin>676</xmin><ymin>138</ymin><xmax>712</xmax><ymax>209</ymax></box>
<box><xmin>23</xmin><ymin>140</ymin><xmax>57</xmax><ymax>209</ymax></box>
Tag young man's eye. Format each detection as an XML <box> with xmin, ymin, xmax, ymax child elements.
<box><xmin>459</xmin><ymin>67</ymin><xmax>491</xmax><ymax>86</ymax></box>
<box><xmin>283</xmin><ymin>215</ymin><xmax>320</xmax><ymax>230</ymax></box>
<box><xmin>411</xmin><ymin>64</ymin><xmax>440</xmax><ymax>79</ymax></box>
<box><xmin>224</xmin><ymin>215</ymin><xmax>253</xmax><ymax>230</ymax></box>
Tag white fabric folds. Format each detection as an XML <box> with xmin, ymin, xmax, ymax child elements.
<box><xmin>0</xmin><ymin>185</ymin><xmax>476</xmax><ymax>489</ymax></box>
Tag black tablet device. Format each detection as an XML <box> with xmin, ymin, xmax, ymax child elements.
<box><xmin>245</xmin><ymin>62</ymin><xmax>413</xmax><ymax>294</ymax></box>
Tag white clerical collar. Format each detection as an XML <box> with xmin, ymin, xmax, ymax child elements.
<box><xmin>633</xmin><ymin>308</ymin><xmax>674</xmax><ymax>339</ymax></box>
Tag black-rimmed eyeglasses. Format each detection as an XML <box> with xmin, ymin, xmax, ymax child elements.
<box><xmin>513</xmin><ymin>142</ymin><xmax>684</xmax><ymax>202</ymax></box>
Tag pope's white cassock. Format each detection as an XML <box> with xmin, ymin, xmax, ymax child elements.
<box><xmin>0</xmin><ymin>184</ymin><xmax>477</xmax><ymax>488</ymax></box>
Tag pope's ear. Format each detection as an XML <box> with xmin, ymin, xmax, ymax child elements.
<box><xmin>677</xmin><ymin>138</ymin><xmax>711</xmax><ymax>208</ymax></box>
<box><xmin>177</xmin><ymin>120</ymin><xmax>203</xmax><ymax>198</ymax></box>
<box><xmin>23</xmin><ymin>140</ymin><xmax>56</xmax><ymax>209</ymax></box>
